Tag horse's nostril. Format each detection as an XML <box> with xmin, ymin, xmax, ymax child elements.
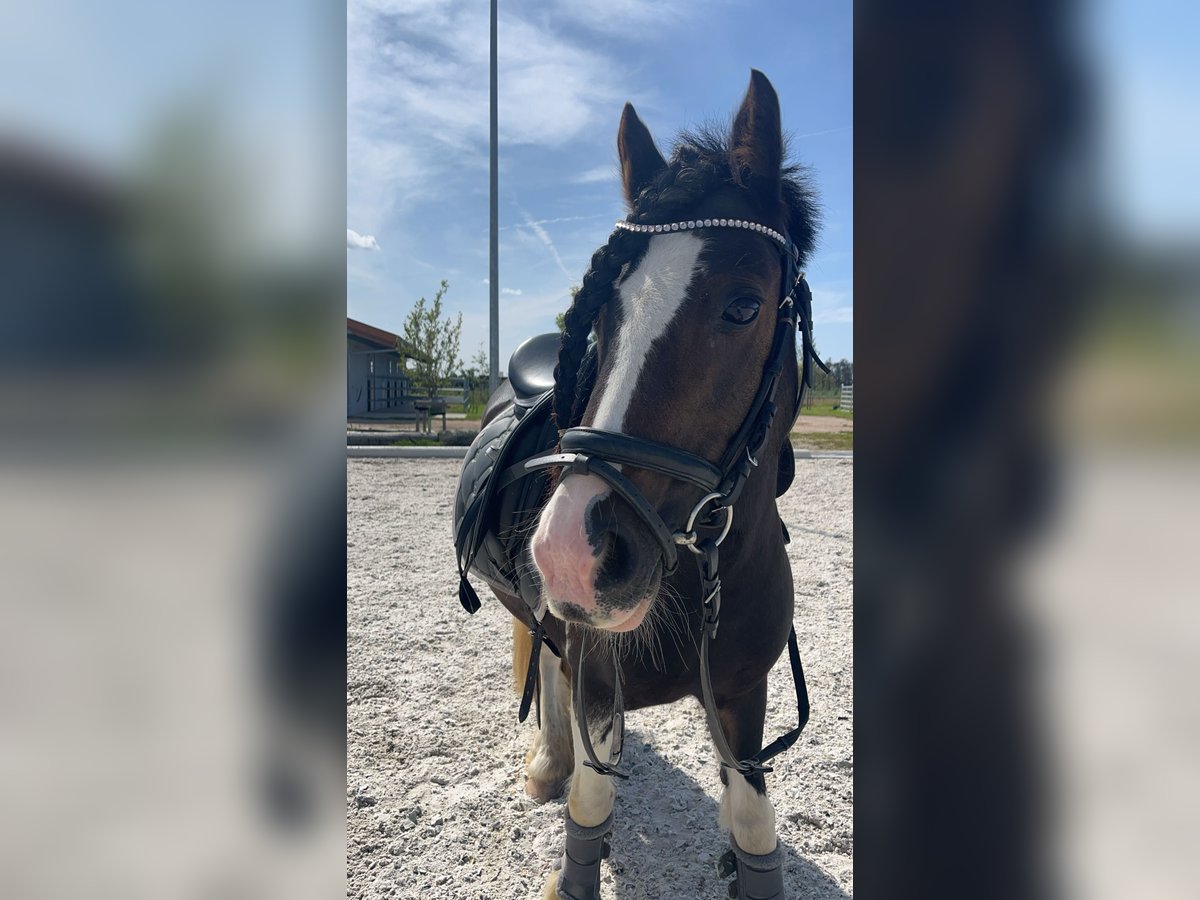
<box><xmin>600</xmin><ymin>529</ymin><xmax>638</xmax><ymax>585</ymax></box>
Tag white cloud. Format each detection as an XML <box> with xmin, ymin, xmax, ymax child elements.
<box><xmin>347</xmin><ymin>228</ymin><xmax>380</xmax><ymax>250</ymax></box>
<box><xmin>481</xmin><ymin>282</ymin><xmax>526</xmax><ymax>296</ymax></box>
<box><xmin>519</xmin><ymin>209</ymin><xmax>574</xmax><ymax>280</ymax></box>
<box><xmin>500</xmin><ymin>213</ymin><xmax>610</xmax><ymax>230</ymax></box>
<box><xmin>546</xmin><ymin>0</ymin><xmax>692</xmax><ymax>37</ymax></box>
<box><xmin>347</xmin><ymin>0</ymin><xmax>647</xmax><ymax>235</ymax></box>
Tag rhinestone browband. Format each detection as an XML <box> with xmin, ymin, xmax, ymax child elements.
<box><xmin>614</xmin><ymin>218</ymin><xmax>796</xmax><ymax>259</ymax></box>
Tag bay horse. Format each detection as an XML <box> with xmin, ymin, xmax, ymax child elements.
<box><xmin>454</xmin><ymin>70</ymin><xmax>822</xmax><ymax>900</ymax></box>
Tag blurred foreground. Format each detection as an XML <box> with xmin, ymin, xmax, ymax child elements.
<box><xmin>856</xmin><ymin>1</ymin><xmax>1200</xmax><ymax>897</ymax></box>
<box><xmin>3</xmin><ymin>1</ymin><xmax>1200</xmax><ymax>898</ymax></box>
<box><xmin>0</xmin><ymin>2</ymin><xmax>346</xmax><ymax>898</ymax></box>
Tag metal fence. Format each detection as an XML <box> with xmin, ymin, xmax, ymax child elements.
<box><xmin>366</xmin><ymin>375</ymin><xmax>411</xmax><ymax>412</ymax></box>
<box><xmin>840</xmin><ymin>384</ymin><xmax>854</xmax><ymax>414</ymax></box>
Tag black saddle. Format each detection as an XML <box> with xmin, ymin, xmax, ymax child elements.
<box><xmin>508</xmin><ymin>332</ymin><xmax>559</xmax><ymax>401</ymax></box>
<box><xmin>453</xmin><ymin>336</ymin><xmax>563</xmax><ymax>620</ymax></box>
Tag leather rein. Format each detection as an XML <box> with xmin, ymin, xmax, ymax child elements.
<box><xmin>503</xmin><ymin>216</ymin><xmax>828</xmax><ymax>780</ymax></box>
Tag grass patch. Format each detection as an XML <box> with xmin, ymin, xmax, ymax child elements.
<box><xmin>790</xmin><ymin>431</ymin><xmax>853</xmax><ymax>451</ymax></box>
<box><xmin>797</xmin><ymin>395</ymin><xmax>854</xmax><ymax>419</ymax></box>
<box><xmin>443</xmin><ymin>401</ymin><xmax>486</xmax><ymax>418</ymax></box>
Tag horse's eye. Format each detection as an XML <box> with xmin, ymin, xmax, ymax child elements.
<box><xmin>722</xmin><ymin>296</ymin><xmax>762</xmax><ymax>325</ymax></box>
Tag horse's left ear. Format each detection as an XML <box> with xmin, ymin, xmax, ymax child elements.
<box><xmin>730</xmin><ymin>69</ymin><xmax>783</xmax><ymax>200</ymax></box>
<box><xmin>618</xmin><ymin>103</ymin><xmax>668</xmax><ymax>207</ymax></box>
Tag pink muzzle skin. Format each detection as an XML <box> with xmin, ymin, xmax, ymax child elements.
<box><xmin>531</xmin><ymin>473</ymin><xmax>658</xmax><ymax>632</ymax></box>
<box><xmin>529</xmin><ymin>473</ymin><xmax>608</xmax><ymax>616</ymax></box>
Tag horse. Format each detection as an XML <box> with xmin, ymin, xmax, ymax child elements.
<box><xmin>453</xmin><ymin>70</ymin><xmax>822</xmax><ymax>900</ymax></box>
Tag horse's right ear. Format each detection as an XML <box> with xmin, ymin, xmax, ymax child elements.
<box><xmin>617</xmin><ymin>103</ymin><xmax>667</xmax><ymax>208</ymax></box>
<box><xmin>730</xmin><ymin>69</ymin><xmax>783</xmax><ymax>201</ymax></box>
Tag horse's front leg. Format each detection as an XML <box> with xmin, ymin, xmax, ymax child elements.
<box><xmin>716</xmin><ymin>680</ymin><xmax>786</xmax><ymax>899</ymax></box>
<box><xmin>516</xmin><ymin>621</ymin><xmax>574</xmax><ymax>802</ymax></box>
<box><xmin>541</xmin><ymin>679</ymin><xmax>617</xmax><ymax>900</ymax></box>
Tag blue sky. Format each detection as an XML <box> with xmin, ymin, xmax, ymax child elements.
<box><xmin>2</xmin><ymin>0</ymin><xmax>1193</xmax><ymax>373</ymax></box>
<box><xmin>1090</xmin><ymin>0</ymin><xmax>1199</xmax><ymax>245</ymax></box>
<box><xmin>347</xmin><ymin>0</ymin><xmax>853</xmax><ymax>368</ymax></box>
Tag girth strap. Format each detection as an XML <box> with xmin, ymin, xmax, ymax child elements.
<box><xmin>517</xmin><ymin>621</ymin><xmax>544</xmax><ymax>726</ymax></box>
<box><xmin>517</xmin><ymin>620</ymin><xmax>564</xmax><ymax>728</ymax></box>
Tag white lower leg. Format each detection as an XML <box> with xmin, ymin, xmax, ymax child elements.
<box><xmin>566</xmin><ymin>709</ymin><xmax>615</xmax><ymax>828</ymax></box>
<box><xmin>525</xmin><ymin>653</ymin><xmax>574</xmax><ymax>795</ymax></box>
<box><xmin>545</xmin><ymin>709</ymin><xmax>616</xmax><ymax>899</ymax></box>
<box><xmin>720</xmin><ymin>773</ymin><xmax>777</xmax><ymax>856</ymax></box>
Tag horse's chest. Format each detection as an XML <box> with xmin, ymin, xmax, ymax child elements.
<box><xmin>617</xmin><ymin>582</ymin><xmax>789</xmax><ymax>711</ymax></box>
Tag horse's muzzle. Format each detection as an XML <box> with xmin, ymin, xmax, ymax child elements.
<box><xmin>531</xmin><ymin>473</ymin><xmax>663</xmax><ymax>629</ymax></box>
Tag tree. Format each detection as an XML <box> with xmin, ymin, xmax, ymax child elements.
<box><xmin>463</xmin><ymin>344</ymin><xmax>488</xmax><ymax>385</ymax></box>
<box><xmin>400</xmin><ymin>280</ymin><xmax>462</xmax><ymax>398</ymax></box>
<box><xmin>829</xmin><ymin>359</ymin><xmax>853</xmax><ymax>386</ymax></box>
<box><xmin>461</xmin><ymin>343</ymin><xmax>489</xmax><ymax>410</ymax></box>
<box><xmin>555</xmin><ymin>285</ymin><xmax>580</xmax><ymax>333</ymax></box>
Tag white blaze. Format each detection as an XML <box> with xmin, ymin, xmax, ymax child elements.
<box><xmin>531</xmin><ymin>232</ymin><xmax>705</xmax><ymax>614</ymax></box>
<box><xmin>591</xmin><ymin>232</ymin><xmax>706</xmax><ymax>431</ymax></box>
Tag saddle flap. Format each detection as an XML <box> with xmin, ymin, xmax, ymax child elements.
<box><xmin>452</xmin><ymin>389</ymin><xmax>558</xmax><ymax>606</ymax></box>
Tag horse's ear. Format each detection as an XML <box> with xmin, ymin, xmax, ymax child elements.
<box><xmin>730</xmin><ymin>69</ymin><xmax>783</xmax><ymax>200</ymax></box>
<box><xmin>618</xmin><ymin>103</ymin><xmax>667</xmax><ymax>207</ymax></box>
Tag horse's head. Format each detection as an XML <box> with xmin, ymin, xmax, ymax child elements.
<box><xmin>531</xmin><ymin>70</ymin><xmax>817</xmax><ymax>632</ymax></box>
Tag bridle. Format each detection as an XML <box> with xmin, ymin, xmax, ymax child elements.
<box><xmin>506</xmin><ymin>214</ymin><xmax>827</xmax><ymax>780</ymax></box>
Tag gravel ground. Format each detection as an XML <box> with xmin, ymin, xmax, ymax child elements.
<box><xmin>348</xmin><ymin>458</ymin><xmax>852</xmax><ymax>899</ymax></box>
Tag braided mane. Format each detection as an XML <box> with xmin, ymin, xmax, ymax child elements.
<box><xmin>552</xmin><ymin>125</ymin><xmax>819</xmax><ymax>431</ymax></box>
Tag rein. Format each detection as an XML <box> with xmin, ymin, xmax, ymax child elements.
<box><xmin>511</xmin><ymin>216</ymin><xmax>826</xmax><ymax>779</ymax></box>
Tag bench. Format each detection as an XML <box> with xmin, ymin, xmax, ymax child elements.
<box><xmin>413</xmin><ymin>397</ymin><xmax>448</xmax><ymax>433</ymax></box>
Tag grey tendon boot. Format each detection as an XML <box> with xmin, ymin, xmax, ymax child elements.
<box><xmin>716</xmin><ymin>834</ymin><xmax>785</xmax><ymax>899</ymax></box>
<box><xmin>555</xmin><ymin>809</ymin><xmax>613</xmax><ymax>900</ymax></box>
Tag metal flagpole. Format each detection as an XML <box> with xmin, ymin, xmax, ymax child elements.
<box><xmin>488</xmin><ymin>0</ymin><xmax>499</xmax><ymax>393</ymax></box>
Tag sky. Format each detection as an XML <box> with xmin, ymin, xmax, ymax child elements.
<box><xmin>1089</xmin><ymin>0</ymin><xmax>1200</xmax><ymax>246</ymax></box>
<box><xmin>346</xmin><ymin>0</ymin><xmax>854</xmax><ymax>369</ymax></box>
<box><xmin>3</xmin><ymin>0</ymin><xmax>341</xmax><ymax>264</ymax></box>
<box><xmin>4</xmin><ymin>1</ymin><xmax>1189</xmax><ymax>375</ymax></box>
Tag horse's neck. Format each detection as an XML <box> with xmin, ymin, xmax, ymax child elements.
<box><xmin>721</xmin><ymin>454</ymin><xmax>785</xmax><ymax>575</ymax></box>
